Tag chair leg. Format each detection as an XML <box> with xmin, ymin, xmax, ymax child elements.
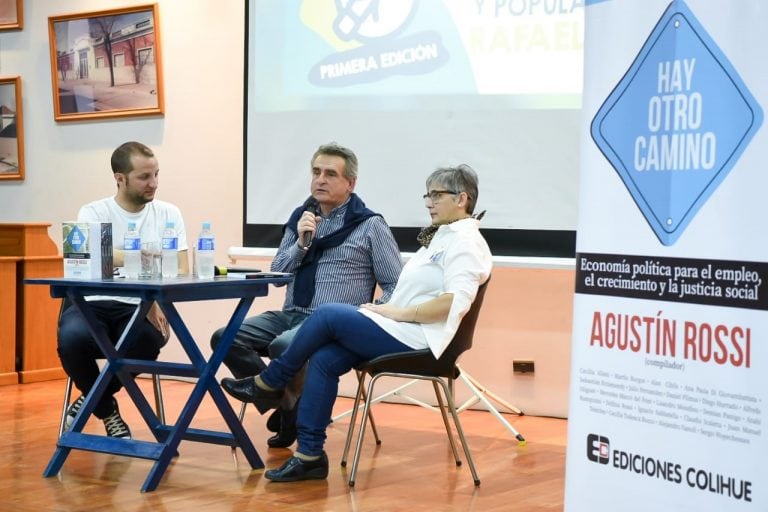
<box><xmin>433</xmin><ymin>380</ymin><xmax>462</xmax><ymax>465</ymax></box>
<box><xmin>347</xmin><ymin>374</ymin><xmax>381</xmax><ymax>486</ymax></box>
<box><xmin>363</xmin><ymin>400</ymin><xmax>381</xmax><ymax>446</ymax></box>
<box><xmin>434</xmin><ymin>378</ymin><xmax>480</xmax><ymax>486</ymax></box>
<box><xmin>59</xmin><ymin>377</ymin><xmax>74</xmax><ymax>438</ymax></box>
<box><xmin>152</xmin><ymin>374</ymin><xmax>166</xmax><ymax>424</ymax></box>
<box><xmin>237</xmin><ymin>400</ymin><xmax>248</xmax><ymax>422</ymax></box>
<box><xmin>231</xmin><ymin>401</ymin><xmax>249</xmax><ymax>458</ymax></box>
<box><xmin>345</xmin><ymin>373</ymin><xmax>480</xmax><ymax>487</ymax></box>
<box><xmin>358</xmin><ymin>373</ymin><xmax>381</xmax><ymax>446</ymax></box>
<box><xmin>341</xmin><ymin>371</ymin><xmax>368</xmax><ymax>467</ymax></box>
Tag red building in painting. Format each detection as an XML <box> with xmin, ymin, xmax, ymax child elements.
<box><xmin>92</xmin><ymin>16</ymin><xmax>155</xmax><ymax>73</ymax></box>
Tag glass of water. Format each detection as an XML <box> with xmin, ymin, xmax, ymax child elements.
<box><xmin>139</xmin><ymin>241</ymin><xmax>162</xmax><ymax>279</ymax></box>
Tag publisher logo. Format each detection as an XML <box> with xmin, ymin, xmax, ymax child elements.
<box><xmin>587</xmin><ymin>434</ymin><xmax>610</xmax><ymax>464</ymax></box>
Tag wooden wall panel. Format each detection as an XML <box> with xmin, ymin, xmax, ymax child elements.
<box><xmin>0</xmin><ymin>257</ymin><xmax>20</xmax><ymax>385</ymax></box>
<box><xmin>0</xmin><ymin>224</ymin><xmax>64</xmax><ymax>383</ymax></box>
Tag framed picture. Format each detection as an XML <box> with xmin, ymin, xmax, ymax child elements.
<box><xmin>47</xmin><ymin>4</ymin><xmax>164</xmax><ymax>122</ymax></box>
<box><xmin>0</xmin><ymin>0</ymin><xmax>22</xmax><ymax>31</ymax></box>
<box><xmin>0</xmin><ymin>77</ymin><xmax>24</xmax><ymax>181</ymax></box>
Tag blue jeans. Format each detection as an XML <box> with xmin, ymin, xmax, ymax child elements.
<box><xmin>259</xmin><ymin>303</ymin><xmax>414</xmax><ymax>457</ymax></box>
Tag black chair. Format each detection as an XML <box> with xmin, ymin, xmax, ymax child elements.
<box><xmin>341</xmin><ymin>279</ymin><xmax>491</xmax><ymax>487</ymax></box>
<box><xmin>57</xmin><ymin>299</ymin><xmax>166</xmax><ymax>437</ymax></box>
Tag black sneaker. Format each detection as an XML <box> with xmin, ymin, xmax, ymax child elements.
<box><xmin>103</xmin><ymin>402</ymin><xmax>132</xmax><ymax>439</ymax></box>
<box><xmin>64</xmin><ymin>395</ymin><xmax>85</xmax><ymax>431</ymax></box>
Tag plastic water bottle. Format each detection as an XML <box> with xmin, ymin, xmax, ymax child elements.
<box><xmin>196</xmin><ymin>222</ymin><xmax>215</xmax><ymax>279</ymax></box>
<box><xmin>123</xmin><ymin>222</ymin><xmax>141</xmax><ymax>278</ymax></box>
<box><xmin>161</xmin><ymin>221</ymin><xmax>178</xmax><ymax>278</ymax></box>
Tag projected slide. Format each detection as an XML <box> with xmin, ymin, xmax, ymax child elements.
<box><xmin>251</xmin><ymin>0</ymin><xmax>583</xmax><ymax>108</ymax></box>
<box><xmin>246</xmin><ymin>0</ymin><xmax>584</xmax><ymax>247</ymax></box>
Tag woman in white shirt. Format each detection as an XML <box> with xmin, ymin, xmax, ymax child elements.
<box><xmin>222</xmin><ymin>164</ymin><xmax>492</xmax><ymax>482</ymax></box>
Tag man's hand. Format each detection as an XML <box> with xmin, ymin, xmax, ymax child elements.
<box><xmin>297</xmin><ymin>210</ymin><xmax>321</xmax><ymax>248</ymax></box>
<box><xmin>147</xmin><ymin>302</ymin><xmax>170</xmax><ymax>341</ymax></box>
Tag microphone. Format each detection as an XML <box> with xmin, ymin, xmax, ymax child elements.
<box><xmin>214</xmin><ymin>266</ymin><xmax>262</xmax><ymax>276</ymax></box>
<box><xmin>301</xmin><ymin>198</ymin><xmax>319</xmax><ymax>249</ymax></box>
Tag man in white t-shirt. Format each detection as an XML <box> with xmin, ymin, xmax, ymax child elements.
<box><xmin>57</xmin><ymin>141</ymin><xmax>189</xmax><ymax>439</ymax></box>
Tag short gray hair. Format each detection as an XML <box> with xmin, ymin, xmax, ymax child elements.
<box><xmin>425</xmin><ymin>164</ymin><xmax>479</xmax><ymax>214</ymax></box>
<box><xmin>311</xmin><ymin>142</ymin><xmax>358</xmax><ymax>180</ymax></box>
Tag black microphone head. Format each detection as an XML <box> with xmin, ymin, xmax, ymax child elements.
<box><xmin>300</xmin><ymin>197</ymin><xmax>320</xmax><ymax>249</ymax></box>
<box><xmin>304</xmin><ymin>196</ymin><xmax>319</xmax><ymax>215</ymax></box>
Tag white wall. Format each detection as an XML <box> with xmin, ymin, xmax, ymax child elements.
<box><xmin>0</xmin><ymin>0</ymin><xmax>248</xmax><ymax>366</ymax></box>
<box><xmin>0</xmin><ymin>1</ymin><xmax>574</xmax><ymax>418</ymax></box>
<box><xmin>0</xmin><ymin>0</ymin><xmax>244</xmax><ymax>248</ymax></box>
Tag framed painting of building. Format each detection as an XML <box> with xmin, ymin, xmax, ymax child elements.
<box><xmin>0</xmin><ymin>0</ymin><xmax>23</xmax><ymax>31</ymax></box>
<box><xmin>0</xmin><ymin>76</ymin><xmax>24</xmax><ymax>181</ymax></box>
<box><xmin>47</xmin><ymin>4</ymin><xmax>164</xmax><ymax>122</ymax></box>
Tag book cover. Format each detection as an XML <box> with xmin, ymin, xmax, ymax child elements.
<box><xmin>63</xmin><ymin>222</ymin><xmax>114</xmax><ymax>279</ymax></box>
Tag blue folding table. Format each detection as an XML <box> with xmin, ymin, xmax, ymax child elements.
<box><xmin>26</xmin><ymin>275</ymin><xmax>292</xmax><ymax>492</ymax></box>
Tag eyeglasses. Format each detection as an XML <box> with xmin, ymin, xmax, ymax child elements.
<box><xmin>422</xmin><ymin>190</ymin><xmax>459</xmax><ymax>203</ymax></box>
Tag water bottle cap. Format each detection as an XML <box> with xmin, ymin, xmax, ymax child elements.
<box><xmin>128</xmin><ymin>222</ymin><xmax>136</xmax><ymax>230</ymax></box>
<box><xmin>165</xmin><ymin>221</ymin><xmax>174</xmax><ymax>229</ymax></box>
<box><xmin>202</xmin><ymin>222</ymin><xmax>211</xmax><ymax>230</ymax></box>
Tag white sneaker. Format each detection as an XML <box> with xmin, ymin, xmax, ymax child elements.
<box><xmin>64</xmin><ymin>395</ymin><xmax>85</xmax><ymax>431</ymax></box>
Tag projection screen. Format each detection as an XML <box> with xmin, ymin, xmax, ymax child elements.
<box><xmin>244</xmin><ymin>0</ymin><xmax>584</xmax><ymax>256</ymax></box>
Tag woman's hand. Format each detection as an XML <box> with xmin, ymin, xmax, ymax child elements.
<box><xmin>359</xmin><ymin>302</ymin><xmax>414</xmax><ymax>322</ymax></box>
<box><xmin>360</xmin><ymin>293</ymin><xmax>455</xmax><ymax>324</ymax></box>
<box><xmin>147</xmin><ymin>302</ymin><xmax>170</xmax><ymax>341</ymax></box>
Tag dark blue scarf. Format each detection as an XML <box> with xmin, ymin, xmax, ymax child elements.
<box><xmin>285</xmin><ymin>193</ymin><xmax>380</xmax><ymax>307</ymax></box>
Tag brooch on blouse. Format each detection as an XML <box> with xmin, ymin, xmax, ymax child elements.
<box><xmin>429</xmin><ymin>250</ymin><xmax>444</xmax><ymax>263</ymax></box>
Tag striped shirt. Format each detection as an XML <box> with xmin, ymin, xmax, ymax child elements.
<box><xmin>271</xmin><ymin>198</ymin><xmax>403</xmax><ymax>314</ymax></box>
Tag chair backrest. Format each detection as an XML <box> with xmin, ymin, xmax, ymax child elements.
<box><xmin>359</xmin><ymin>277</ymin><xmax>491</xmax><ymax>379</ymax></box>
<box><xmin>433</xmin><ymin>277</ymin><xmax>490</xmax><ymax>372</ymax></box>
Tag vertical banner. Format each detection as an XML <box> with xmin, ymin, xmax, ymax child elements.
<box><xmin>565</xmin><ymin>1</ymin><xmax>767</xmax><ymax>510</ymax></box>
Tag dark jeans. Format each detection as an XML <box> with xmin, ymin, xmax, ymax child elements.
<box><xmin>259</xmin><ymin>303</ymin><xmax>414</xmax><ymax>457</ymax></box>
<box><xmin>210</xmin><ymin>310</ymin><xmax>309</xmax><ymax>379</ymax></box>
<box><xmin>57</xmin><ymin>301</ymin><xmax>165</xmax><ymax>418</ymax></box>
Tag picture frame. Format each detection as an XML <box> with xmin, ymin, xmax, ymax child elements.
<box><xmin>0</xmin><ymin>76</ymin><xmax>24</xmax><ymax>181</ymax></box>
<box><xmin>0</xmin><ymin>0</ymin><xmax>22</xmax><ymax>31</ymax></box>
<box><xmin>47</xmin><ymin>4</ymin><xmax>164</xmax><ymax>122</ymax></box>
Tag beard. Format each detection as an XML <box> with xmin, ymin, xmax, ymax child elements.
<box><xmin>123</xmin><ymin>178</ymin><xmax>154</xmax><ymax>206</ymax></box>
